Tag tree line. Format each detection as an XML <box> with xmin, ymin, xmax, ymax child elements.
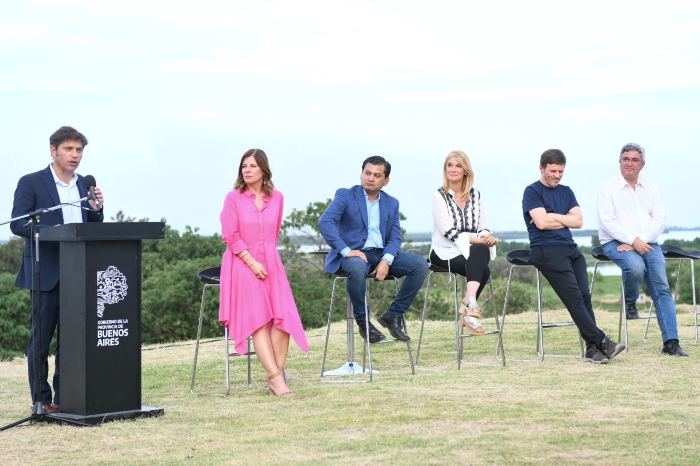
<box><xmin>1</xmin><ymin>205</ymin><xmax>698</xmax><ymax>360</ymax></box>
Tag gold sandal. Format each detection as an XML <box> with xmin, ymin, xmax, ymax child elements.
<box><xmin>263</xmin><ymin>371</ymin><xmax>295</xmax><ymax>397</ymax></box>
<box><xmin>459</xmin><ymin>304</ymin><xmax>485</xmax><ymax>336</ymax></box>
<box><xmin>460</xmin><ymin>302</ymin><xmax>482</xmax><ymax>318</ymax></box>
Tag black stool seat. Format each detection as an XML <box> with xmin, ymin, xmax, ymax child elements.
<box><xmin>428</xmin><ymin>263</ymin><xmax>450</xmax><ymax>273</ymax></box>
<box><xmin>197</xmin><ymin>267</ymin><xmax>221</xmax><ymax>285</ymax></box>
<box><xmin>590</xmin><ymin>246</ymin><xmax>610</xmax><ymax>261</ymax></box>
<box><xmin>506</xmin><ymin>249</ymin><xmax>532</xmax><ymax>266</ymax></box>
<box><xmin>661</xmin><ymin>244</ymin><xmax>700</xmax><ymax>260</ymax></box>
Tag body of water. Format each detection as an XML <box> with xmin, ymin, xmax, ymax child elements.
<box><xmin>507</xmin><ymin>230</ymin><xmax>700</xmax><ymax>248</ymax></box>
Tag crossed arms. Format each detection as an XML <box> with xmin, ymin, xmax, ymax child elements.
<box><xmin>529</xmin><ymin>206</ymin><xmax>583</xmax><ymax>231</ymax></box>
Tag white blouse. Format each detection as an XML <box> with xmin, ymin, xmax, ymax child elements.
<box><xmin>430</xmin><ymin>187</ymin><xmax>496</xmax><ymax>261</ymax></box>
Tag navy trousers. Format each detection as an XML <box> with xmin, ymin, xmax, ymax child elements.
<box><xmin>528</xmin><ymin>245</ymin><xmax>605</xmax><ymax>346</ymax></box>
<box><xmin>28</xmin><ymin>285</ymin><xmax>60</xmax><ymax>405</ymax></box>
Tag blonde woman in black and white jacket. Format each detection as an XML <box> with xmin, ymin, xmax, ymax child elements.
<box><xmin>429</xmin><ymin>150</ymin><xmax>498</xmax><ymax>335</ymax></box>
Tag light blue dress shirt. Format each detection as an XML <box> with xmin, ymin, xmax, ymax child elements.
<box><xmin>340</xmin><ymin>190</ymin><xmax>394</xmax><ymax>265</ymax></box>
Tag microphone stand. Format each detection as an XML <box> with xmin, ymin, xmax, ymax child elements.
<box><xmin>1</xmin><ymin>198</ymin><xmax>96</xmax><ymax>430</ymax></box>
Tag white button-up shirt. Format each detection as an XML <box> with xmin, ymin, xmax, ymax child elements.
<box><xmin>50</xmin><ymin>164</ymin><xmax>83</xmax><ymax>225</ymax></box>
<box><xmin>597</xmin><ymin>174</ymin><xmax>665</xmax><ymax>245</ymax></box>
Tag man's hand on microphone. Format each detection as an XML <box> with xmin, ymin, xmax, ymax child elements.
<box><xmin>89</xmin><ymin>187</ymin><xmax>104</xmax><ymax>211</ymax></box>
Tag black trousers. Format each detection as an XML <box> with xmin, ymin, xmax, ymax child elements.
<box><xmin>528</xmin><ymin>245</ymin><xmax>605</xmax><ymax>346</ymax></box>
<box><xmin>28</xmin><ymin>285</ymin><xmax>60</xmax><ymax>405</ymax></box>
<box><xmin>429</xmin><ymin>244</ymin><xmax>490</xmax><ymax>300</ymax></box>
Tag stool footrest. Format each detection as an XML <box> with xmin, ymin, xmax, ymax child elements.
<box><xmin>542</xmin><ymin>322</ymin><xmax>577</xmax><ymax>328</ymax></box>
<box><xmin>458</xmin><ymin>329</ymin><xmax>501</xmax><ymax>339</ymax></box>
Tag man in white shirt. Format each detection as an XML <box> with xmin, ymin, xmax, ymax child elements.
<box><xmin>597</xmin><ymin>143</ymin><xmax>687</xmax><ymax>357</ymax></box>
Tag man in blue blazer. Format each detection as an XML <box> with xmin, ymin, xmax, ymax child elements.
<box><xmin>10</xmin><ymin>126</ymin><xmax>104</xmax><ymax>413</ymax></box>
<box><xmin>319</xmin><ymin>156</ymin><xmax>428</xmax><ymax>342</ymax></box>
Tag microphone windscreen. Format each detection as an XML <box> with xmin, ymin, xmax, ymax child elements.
<box><xmin>82</xmin><ymin>175</ymin><xmax>97</xmax><ymax>189</ymax></box>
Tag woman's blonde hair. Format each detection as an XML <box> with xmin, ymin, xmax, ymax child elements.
<box><xmin>442</xmin><ymin>150</ymin><xmax>474</xmax><ymax>201</ymax></box>
<box><xmin>233</xmin><ymin>148</ymin><xmax>275</xmax><ymax>196</ymax></box>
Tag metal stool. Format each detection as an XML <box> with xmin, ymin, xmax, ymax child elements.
<box><xmin>190</xmin><ymin>267</ymin><xmax>255</xmax><ymax>395</ymax></box>
<box><xmin>589</xmin><ymin>247</ymin><xmax>655</xmax><ymax>350</ymax></box>
<box><xmin>320</xmin><ymin>271</ymin><xmax>415</xmax><ymax>382</ymax></box>
<box><xmin>417</xmin><ymin>263</ymin><xmax>505</xmax><ymax>368</ymax></box>
<box><xmin>661</xmin><ymin>245</ymin><xmax>700</xmax><ymax>343</ymax></box>
<box><xmin>500</xmin><ymin>249</ymin><xmax>584</xmax><ymax>362</ymax></box>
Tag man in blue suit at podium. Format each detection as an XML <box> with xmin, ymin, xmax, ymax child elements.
<box><xmin>10</xmin><ymin>126</ymin><xmax>104</xmax><ymax>413</ymax></box>
<box><xmin>319</xmin><ymin>156</ymin><xmax>428</xmax><ymax>343</ymax></box>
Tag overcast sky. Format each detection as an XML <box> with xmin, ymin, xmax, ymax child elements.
<box><xmin>2</xmin><ymin>1</ymin><xmax>699</xmax><ymax>240</ymax></box>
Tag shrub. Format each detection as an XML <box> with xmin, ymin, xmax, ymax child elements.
<box><xmin>0</xmin><ymin>273</ymin><xmax>31</xmax><ymax>360</ymax></box>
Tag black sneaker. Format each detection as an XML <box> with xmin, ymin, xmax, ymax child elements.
<box><xmin>584</xmin><ymin>346</ymin><xmax>609</xmax><ymax>364</ymax></box>
<box><xmin>597</xmin><ymin>335</ymin><xmax>625</xmax><ymax>360</ymax></box>
<box><xmin>626</xmin><ymin>302</ymin><xmax>640</xmax><ymax>320</ymax></box>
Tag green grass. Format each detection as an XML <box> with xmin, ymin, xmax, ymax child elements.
<box><xmin>1</xmin><ymin>308</ymin><xmax>699</xmax><ymax>465</ymax></box>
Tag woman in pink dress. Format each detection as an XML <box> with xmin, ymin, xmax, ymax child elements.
<box><xmin>219</xmin><ymin>149</ymin><xmax>308</xmax><ymax>397</ymax></box>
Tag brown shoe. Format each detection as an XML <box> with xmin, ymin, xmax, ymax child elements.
<box><xmin>43</xmin><ymin>403</ymin><xmax>60</xmax><ymax>413</ymax></box>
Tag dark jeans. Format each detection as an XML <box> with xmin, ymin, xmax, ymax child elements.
<box><xmin>429</xmin><ymin>244</ymin><xmax>490</xmax><ymax>299</ymax></box>
<box><xmin>340</xmin><ymin>249</ymin><xmax>429</xmax><ymax>326</ymax></box>
<box><xmin>28</xmin><ymin>285</ymin><xmax>60</xmax><ymax>405</ymax></box>
<box><xmin>528</xmin><ymin>245</ymin><xmax>605</xmax><ymax>346</ymax></box>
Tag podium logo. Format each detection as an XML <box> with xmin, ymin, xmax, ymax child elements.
<box><xmin>97</xmin><ymin>265</ymin><xmax>128</xmax><ymax>318</ymax></box>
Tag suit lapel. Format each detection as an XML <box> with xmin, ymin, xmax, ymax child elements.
<box><xmin>353</xmin><ymin>186</ymin><xmax>368</xmax><ymax>229</ymax></box>
<box><xmin>379</xmin><ymin>191</ymin><xmax>388</xmax><ymax>240</ymax></box>
<box><xmin>39</xmin><ymin>166</ymin><xmax>62</xmax><ymax>208</ymax></box>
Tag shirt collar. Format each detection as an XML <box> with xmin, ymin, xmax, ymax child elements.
<box><xmin>616</xmin><ymin>174</ymin><xmax>646</xmax><ymax>189</ymax></box>
<box><xmin>243</xmin><ymin>189</ymin><xmax>269</xmax><ymax>199</ymax></box>
<box><xmin>363</xmin><ymin>189</ymin><xmax>381</xmax><ymax>202</ymax></box>
<box><xmin>49</xmin><ymin>163</ymin><xmax>78</xmax><ymax>187</ymax></box>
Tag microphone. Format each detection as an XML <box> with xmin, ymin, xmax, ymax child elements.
<box><xmin>82</xmin><ymin>175</ymin><xmax>100</xmax><ymax>209</ymax></box>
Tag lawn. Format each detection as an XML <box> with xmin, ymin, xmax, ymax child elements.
<box><xmin>1</xmin><ymin>307</ymin><xmax>699</xmax><ymax>465</ymax></box>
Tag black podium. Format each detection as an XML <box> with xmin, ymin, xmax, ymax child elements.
<box><xmin>40</xmin><ymin>222</ymin><xmax>165</xmax><ymax>425</ymax></box>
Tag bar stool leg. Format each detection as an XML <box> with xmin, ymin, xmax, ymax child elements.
<box><xmin>497</xmin><ymin>265</ymin><xmax>517</xmax><ymax>361</ymax></box>
<box><xmin>190</xmin><ymin>283</ymin><xmax>210</xmax><ymax>393</ymax></box>
<box><xmin>319</xmin><ymin>278</ymin><xmax>338</xmax><ymax>379</ymax></box>
<box><xmin>453</xmin><ymin>275</ymin><xmax>462</xmax><ymax>368</ymax></box>
<box><xmin>394</xmin><ymin>277</ymin><xmax>415</xmax><ymax>375</ymax></box>
<box><xmin>225</xmin><ymin>327</ymin><xmax>231</xmax><ymax>396</ymax></box>
<box><xmin>416</xmin><ymin>271</ymin><xmax>435</xmax><ymax>366</ymax></box>
<box><xmin>490</xmin><ymin>276</ymin><xmax>506</xmax><ymax>367</ymax></box>
<box><xmin>535</xmin><ymin>271</ymin><xmax>545</xmax><ymax>362</ymax></box>
<box><xmin>362</xmin><ymin>281</ymin><xmax>373</xmax><ymax>380</ymax></box>
<box><xmin>692</xmin><ymin>260</ymin><xmax>698</xmax><ymax>343</ymax></box>
<box><xmin>246</xmin><ymin>337</ymin><xmax>253</xmax><ymax>388</ymax></box>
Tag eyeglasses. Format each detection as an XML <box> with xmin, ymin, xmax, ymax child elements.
<box><xmin>621</xmin><ymin>157</ymin><xmax>643</xmax><ymax>164</ymax></box>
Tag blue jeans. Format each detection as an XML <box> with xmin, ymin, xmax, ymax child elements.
<box><xmin>340</xmin><ymin>249</ymin><xmax>429</xmax><ymax>326</ymax></box>
<box><xmin>602</xmin><ymin>241</ymin><xmax>678</xmax><ymax>342</ymax></box>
